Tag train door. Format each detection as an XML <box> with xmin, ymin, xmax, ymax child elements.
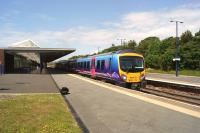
<box><xmin>90</xmin><ymin>57</ymin><xmax>96</xmax><ymax>77</ymax></box>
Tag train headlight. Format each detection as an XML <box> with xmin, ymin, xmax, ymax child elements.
<box><xmin>140</xmin><ymin>74</ymin><xmax>145</xmax><ymax>81</ymax></box>
<box><xmin>121</xmin><ymin>75</ymin><xmax>127</xmax><ymax>81</ymax></box>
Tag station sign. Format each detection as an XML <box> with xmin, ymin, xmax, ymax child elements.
<box><xmin>173</xmin><ymin>58</ymin><xmax>181</xmax><ymax>61</ymax></box>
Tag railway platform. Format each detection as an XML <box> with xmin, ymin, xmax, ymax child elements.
<box><xmin>146</xmin><ymin>73</ymin><xmax>200</xmax><ymax>88</ymax></box>
<box><xmin>0</xmin><ymin>73</ymin><xmax>58</xmax><ymax>93</ymax></box>
<box><xmin>51</xmin><ymin>73</ymin><xmax>200</xmax><ymax>133</ymax></box>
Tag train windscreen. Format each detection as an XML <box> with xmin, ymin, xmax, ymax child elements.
<box><xmin>119</xmin><ymin>56</ymin><xmax>144</xmax><ymax>72</ymax></box>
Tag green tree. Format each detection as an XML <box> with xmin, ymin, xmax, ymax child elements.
<box><xmin>160</xmin><ymin>50</ymin><xmax>175</xmax><ymax>71</ymax></box>
<box><xmin>180</xmin><ymin>40</ymin><xmax>200</xmax><ymax>70</ymax></box>
<box><xmin>180</xmin><ymin>30</ymin><xmax>193</xmax><ymax>44</ymax></box>
<box><xmin>127</xmin><ymin>40</ymin><xmax>137</xmax><ymax>50</ymax></box>
<box><xmin>137</xmin><ymin>37</ymin><xmax>160</xmax><ymax>56</ymax></box>
<box><xmin>145</xmin><ymin>55</ymin><xmax>160</xmax><ymax>69</ymax></box>
<box><xmin>159</xmin><ymin>37</ymin><xmax>176</xmax><ymax>54</ymax></box>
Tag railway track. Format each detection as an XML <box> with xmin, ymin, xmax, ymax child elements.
<box><xmin>95</xmin><ymin>77</ymin><xmax>200</xmax><ymax>105</ymax></box>
<box><xmin>142</xmin><ymin>80</ymin><xmax>200</xmax><ymax>105</ymax></box>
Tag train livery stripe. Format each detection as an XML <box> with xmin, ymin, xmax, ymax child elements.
<box><xmin>69</xmin><ymin>74</ymin><xmax>200</xmax><ymax>119</ymax></box>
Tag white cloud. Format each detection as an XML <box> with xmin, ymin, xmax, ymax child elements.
<box><xmin>0</xmin><ymin>4</ymin><xmax>200</xmax><ymax>59</ymax></box>
<box><xmin>109</xmin><ymin>6</ymin><xmax>200</xmax><ymax>42</ymax></box>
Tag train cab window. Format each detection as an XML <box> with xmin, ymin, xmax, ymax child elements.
<box><xmin>101</xmin><ymin>60</ymin><xmax>105</xmax><ymax>70</ymax></box>
<box><xmin>96</xmin><ymin>60</ymin><xmax>100</xmax><ymax>70</ymax></box>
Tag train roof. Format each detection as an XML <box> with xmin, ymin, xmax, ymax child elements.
<box><xmin>75</xmin><ymin>49</ymin><xmax>143</xmax><ymax>61</ymax></box>
<box><xmin>88</xmin><ymin>49</ymin><xmax>142</xmax><ymax>57</ymax></box>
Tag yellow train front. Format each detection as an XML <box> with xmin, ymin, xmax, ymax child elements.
<box><xmin>116</xmin><ymin>51</ymin><xmax>146</xmax><ymax>89</ymax></box>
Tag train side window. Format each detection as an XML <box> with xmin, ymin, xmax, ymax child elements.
<box><xmin>89</xmin><ymin>61</ymin><xmax>91</xmax><ymax>69</ymax></box>
<box><xmin>101</xmin><ymin>60</ymin><xmax>105</xmax><ymax>70</ymax></box>
<box><xmin>78</xmin><ymin>62</ymin><xmax>80</xmax><ymax>68</ymax></box>
<box><xmin>85</xmin><ymin>62</ymin><xmax>87</xmax><ymax>69</ymax></box>
<box><xmin>84</xmin><ymin>62</ymin><xmax>86</xmax><ymax>69</ymax></box>
<box><xmin>87</xmin><ymin>61</ymin><xmax>90</xmax><ymax>69</ymax></box>
<box><xmin>81</xmin><ymin>62</ymin><xmax>83</xmax><ymax>68</ymax></box>
<box><xmin>109</xmin><ymin>58</ymin><xmax>111</xmax><ymax>71</ymax></box>
<box><xmin>97</xmin><ymin>60</ymin><xmax>100</xmax><ymax>70</ymax></box>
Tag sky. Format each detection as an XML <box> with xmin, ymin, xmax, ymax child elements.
<box><xmin>0</xmin><ymin>0</ymin><xmax>200</xmax><ymax>59</ymax></box>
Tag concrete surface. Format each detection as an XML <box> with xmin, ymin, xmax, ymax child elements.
<box><xmin>0</xmin><ymin>74</ymin><xmax>58</xmax><ymax>93</ymax></box>
<box><xmin>146</xmin><ymin>73</ymin><xmax>200</xmax><ymax>87</ymax></box>
<box><xmin>52</xmin><ymin>74</ymin><xmax>200</xmax><ymax>133</ymax></box>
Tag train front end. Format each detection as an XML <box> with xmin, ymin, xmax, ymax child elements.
<box><xmin>118</xmin><ymin>53</ymin><xmax>146</xmax><ymax>89</ymax></box>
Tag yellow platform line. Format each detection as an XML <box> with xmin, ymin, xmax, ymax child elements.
<box><xmin>69</xmin><ymin>74</ymin><xmax>200</xmax><ymax>119</ymax></box>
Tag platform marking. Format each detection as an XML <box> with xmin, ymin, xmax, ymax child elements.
<box><xmin>69</xmin><ymin>74</ymin><xmax>200</xmax><ymax>118</ymax></box>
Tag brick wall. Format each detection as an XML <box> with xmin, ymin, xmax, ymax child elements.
<box><xmin>0</xmin><ymin>49</ymin><xmax>4</xmax><ymax>65</ymax></box>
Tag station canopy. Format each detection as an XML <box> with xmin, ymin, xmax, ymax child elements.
<box><xmin>4</xmin><ymin>40</ymin><xmax>75</xmax><ymax>63</ymax></box>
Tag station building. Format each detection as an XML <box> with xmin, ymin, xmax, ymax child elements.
<box><xmin>0</xmin><ymin>40</ymin><xmax>75</xmax><ymax>73</ymax></box>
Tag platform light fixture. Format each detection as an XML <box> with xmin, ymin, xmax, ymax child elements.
<box><xmin>117</xmin><ymin>38</ymin><xmax>126</xmax><ymax>45</ymax></box>
<box><xmin>170</xmin><ymin>20</ymin><xmax>184</xmax><ymax>77</ymax></box>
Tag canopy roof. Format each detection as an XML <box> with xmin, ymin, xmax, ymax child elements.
<box><xmin>2</xmin><ymin>40</ymin><xmax>75</xmax><ymax>62</ymax></box>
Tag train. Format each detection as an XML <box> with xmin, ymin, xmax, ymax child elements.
<box><xmin>56</xmin><ymin>49</ymin><xmax>146</xmax><ymax>89</ymax></box>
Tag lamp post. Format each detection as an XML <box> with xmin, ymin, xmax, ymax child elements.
<box><xmin>170</xmin><ymin>20</ymin><xmax>183</xmax><ymax>77</ymax></box>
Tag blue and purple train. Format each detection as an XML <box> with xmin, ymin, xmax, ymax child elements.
<box><xmin>57</xmin><ymin>50</ymin><xmax>146</xmax><ymax>89</ymax></box>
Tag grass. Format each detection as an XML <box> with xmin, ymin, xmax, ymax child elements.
<box><xmin>147</xmin><ymin>69</ymin><xmax>200</xmax><ymax>77</ymax></box>
<box><xmin>0</xmin><ymin>94</ymin><xmax>82</xmax><ymax>133</ymax></box>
